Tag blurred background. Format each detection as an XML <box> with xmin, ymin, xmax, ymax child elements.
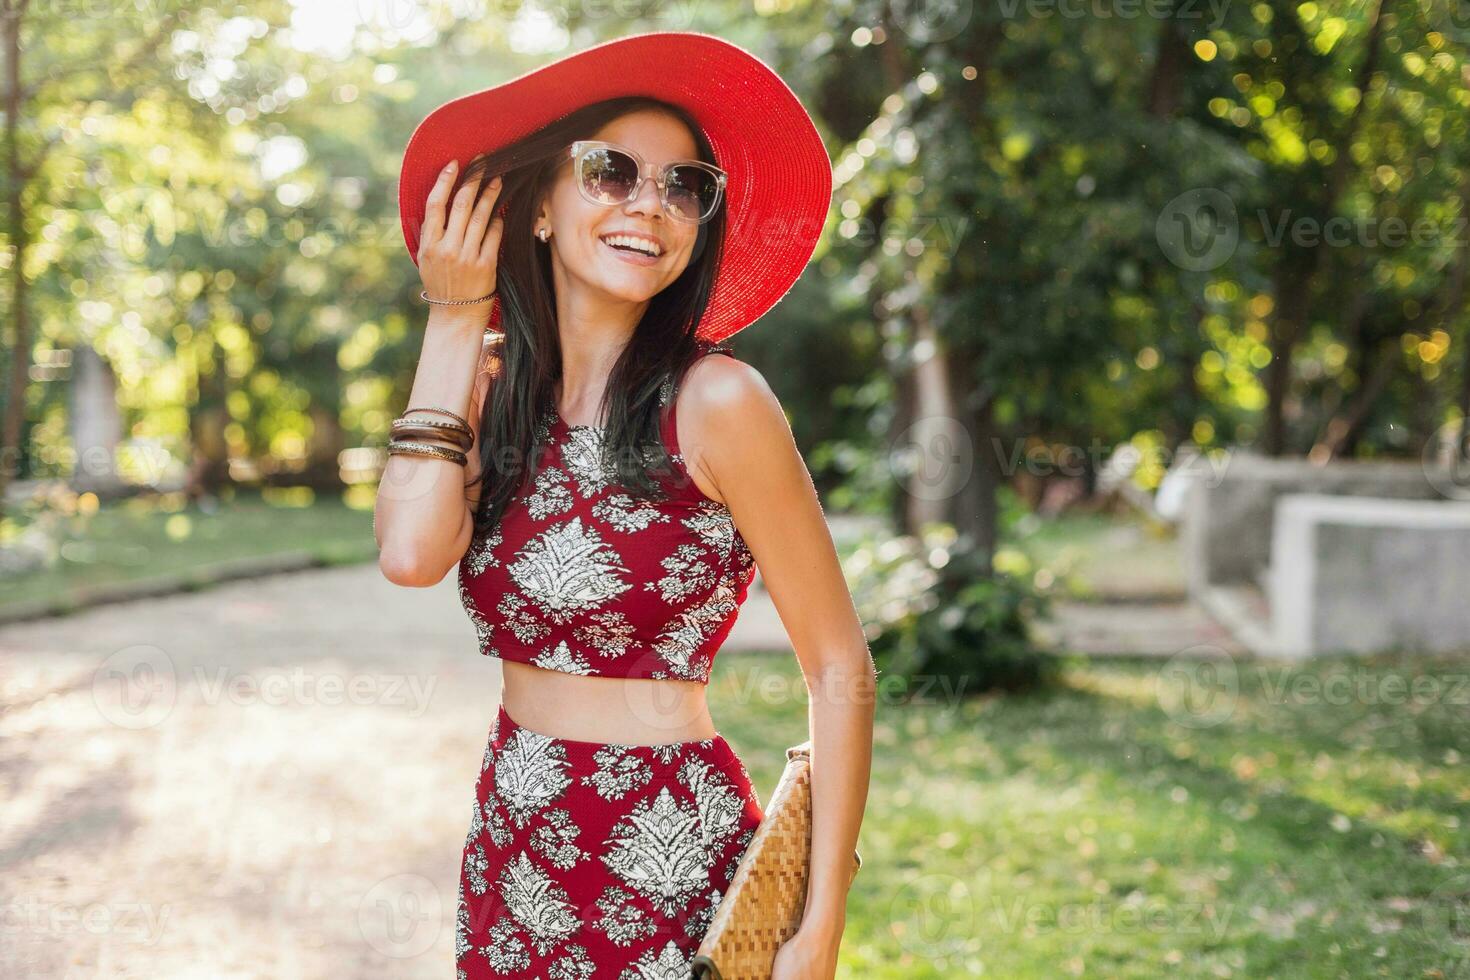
<box><xmin>4</xmin><ymin>2</ymin><xmax>1470</xmax><ymax>977</ymax></box>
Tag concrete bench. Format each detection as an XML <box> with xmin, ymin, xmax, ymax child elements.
<box><xmin>1182</xmin><ymin>454</ymin><xmax>1448</xmax><ymax>596</ymax></box>
<box><xmin>1270</xmin><ymin>494</ymin><xmax>1470</xmax><ymax>656</ymax></box>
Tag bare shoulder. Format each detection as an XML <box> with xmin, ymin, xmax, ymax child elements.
<box><xmin>674</xmin><ymin>352</ymin><xmax>860</xmax><ymax>682</ymax></box>
<box><xmin>674</xmin><ymin>353</ymin><xmax>794</xmax><ymax>506</ymax></box>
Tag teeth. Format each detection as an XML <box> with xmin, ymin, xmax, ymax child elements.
<box><xmin>602</xmin><ymin>233</ymin><xmax>662</xmax><ymax>257</ymax></box>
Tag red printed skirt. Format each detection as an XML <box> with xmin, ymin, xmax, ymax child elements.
<box><xmin>456</xmin><ymin>703</ymin><xmax>764</xmax><ymax>979</ymax></box>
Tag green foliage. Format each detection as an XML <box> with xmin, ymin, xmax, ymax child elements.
<box><xmin>809</xmin><ymin>2</ymin><xmax>1470</xmax><ymax>477</ymax></box>
<box><xmin>846</xmin><ymin>524</ymin><xmax>1060</xmax><ymax>698</ymax></box>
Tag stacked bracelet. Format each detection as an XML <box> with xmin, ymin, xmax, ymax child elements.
<box><xmin>403</xmin><ymin>406</ymin><xmax>471</xmax><ymax>429</ymax></box>
<box><xmin>391</xmin><ymin>416</ymin><xmax>473</xmax><ymax>450</ymax></box>
<box><xmin>387</xmin><ymin>440</ymin><xmax>468</xmax><ymax>465</ymax></box>
<box><xmin>386</xmin><ymin>405</ymin><xmax>475</xmax><ymax>465</ymax></box>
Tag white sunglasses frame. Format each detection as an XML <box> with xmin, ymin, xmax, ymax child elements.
<box><xmin>565</xmin><ymin>139</ymin><xmax>727</xmax><ymax>225</ymax></box>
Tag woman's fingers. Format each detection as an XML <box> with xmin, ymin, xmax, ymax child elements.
<box><xmin>478</xmin><ymin>211</ymin><xmax>505</xmax><ymax>266</ymax></box>
<box><xmin>420</xmin><ymin>159</ymin><xmax>459</xmax><ymax>253</ymax></box>
<box><xmin>461</xmin><ymin>175</ymin><xmax>502</xmax><ymax>257</ymax></box>
<box><xmin>442</xmin><ymin>171</ymin><xmax>486</xmax><ymax>252</ymax></box>
<box><xmin>417</xmin><ymin>158</ymin><xmax>502</xmax><ymax>303</ymax></box>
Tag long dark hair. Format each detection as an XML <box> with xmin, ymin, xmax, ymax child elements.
<box><xmin>453</xmin><ymin>97</ymin><xmax>731</xmax><ymax>537</ymax></box>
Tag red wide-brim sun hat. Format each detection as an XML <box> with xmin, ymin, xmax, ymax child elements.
<box><xmin>398</xmin><ymin>31</ymin><xmax>833</xmax><ymax>345</ymax></box>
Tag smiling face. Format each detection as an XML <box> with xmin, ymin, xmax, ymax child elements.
<box><xmin>535</xmin><ymin>109</ymin><xmax>708</xmax><ymax>315</ymax></box>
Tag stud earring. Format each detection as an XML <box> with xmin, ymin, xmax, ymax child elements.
<box><xmin>537</xmin><ymin>228</ymin><xmax>550</xmax><ymax>242</ymax></box>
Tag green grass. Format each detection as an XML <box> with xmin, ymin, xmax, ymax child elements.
<box><xmin>0</xmin><ymin>486</ymin><xmax>378</xmax><ymax>609</ymax></box>
<box><xmin>1007</xmin><ymin>510</ymin><xmax>1186</xmax><ymax>600</ymax></box>
<box><xmin>709</xmin><ymin>651</ymin><xmax>1470</xmax><ymax>979</ymax></box>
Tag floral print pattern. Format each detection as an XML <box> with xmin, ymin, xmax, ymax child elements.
<box><xmin>458</xmin><ymin>704</ymin><xmax>764</xmax><ymax>979</ymax></box>
<box><xmin>457</xmin><ymin>364</ymin><xmax>757</xmax><ymax>684</ymax></box>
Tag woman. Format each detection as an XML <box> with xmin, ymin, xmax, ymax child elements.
<box><xmin>375</xmin><ymin>32</ymin><xmax>875</xmax><ymax>979</ymax></box>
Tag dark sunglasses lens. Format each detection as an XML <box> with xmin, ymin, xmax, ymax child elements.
<box><xmin>666</xmin><ymin>165</ymin><xmax>720</xmax><ymax>220</ymax></box>
<box><xmin>579</xmin><ymin>147</ymin><xmax>640</xmax><ymax>203</ymax></box>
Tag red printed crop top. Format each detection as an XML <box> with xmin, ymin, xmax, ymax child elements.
<box><xmin>456</xmin><ymin>359</ymin><xmax>757</xmax><ymax>684</ymax></box>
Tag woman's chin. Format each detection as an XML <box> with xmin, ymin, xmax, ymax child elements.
<box><xmin>589</xmin><ymin>272</ymin><xmax>664</xmax><ymax>305</ymax></box>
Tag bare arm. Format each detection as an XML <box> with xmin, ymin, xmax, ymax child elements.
<box><xmin>373</xmin><ymin>316</ymin><xmax>494</xmax><ymax>586</ymax></box>
<box><xmin>374</xmin><ymin>158</ymin><xmax>503</xmax><ymax>586</ymax></box>
<box><xmin>677</xmin><ymin>355</ymin><xmax>876</xmax><ymax>972</ymax></box>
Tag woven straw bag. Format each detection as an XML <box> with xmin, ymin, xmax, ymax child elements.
<box><xmin>690</xmin><ymin>740</ymin><xmax>862</xmax><ymax>979</ymax></box>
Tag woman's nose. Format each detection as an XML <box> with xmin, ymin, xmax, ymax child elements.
<box><xmin>623</xmin><ymin>173</ymin><xmax>666</xmax><ymax>217</ymax></box>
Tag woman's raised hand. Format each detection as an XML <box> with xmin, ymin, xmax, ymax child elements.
<box><xmin>417</xmin><ymin>159</ymin><xmax>505</xmax><ymax>315</ymax></box>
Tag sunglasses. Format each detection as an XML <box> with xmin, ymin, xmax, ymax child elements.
<box><xmin>565</xmin><ymin>140</ymin><xmax>727</xmax><ymax>225</ymax></box>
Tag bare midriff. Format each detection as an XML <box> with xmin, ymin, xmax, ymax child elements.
<box><xmin>500</xmin><ymin>660</ymin><xmax>719</xmax><ymax>745</ymax></box>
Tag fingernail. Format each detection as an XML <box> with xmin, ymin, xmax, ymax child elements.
<box><xmin>444</xmin><ymin>160</ymin><xmax>457</xmax><ymax>173</ymax></box>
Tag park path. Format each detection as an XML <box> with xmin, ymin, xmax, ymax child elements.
<box><xmin>1034</xmin><ymin>599</ymin><xmax>1247</xmax><ymax>657</ymax></box>
<box><xmin>1031</xmin><ymin>520</ymin><xmax>1249</xmax><ymax>658</ymax></box>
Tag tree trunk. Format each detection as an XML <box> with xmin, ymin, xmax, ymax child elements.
<box><xmin>1145</xmin><ymin>6</ymin><xmax>1189</xmax><ymax>119</ymax></box>
<box><xmin>0</xmin><ymin>0</ymin><xmax>32</xmax><ymax>513</ymax></box>
<box><xmin>1263</xmin><ymin>0</ymin><xmax>1385</xmax><ymax>455</ymax></box>
<box><xmin>899</xmin><ymin>304</ymin><xmax>996</xmax><ymax>570</ymax></box>
<box><xmin>902</xmin><ymin>304</ymin><xmax>961</xmax><ymax>536</ymax></box>
<box><xmin>301</xmin><ymin>403</ymin><xmax>346</xmax><ymax>490</ymax></box>
<box><xmin>886</xmin><ymin>339</ymin><xmax>915</xmax><ymax>538</ymax></box>
<box><xmin>187</xmin><ymin>350</ymin><xmax>231</xmax><ymax>498</ymax></box>
<box><xmin>1263</xmin><ymin>253</ymin><xmax>1312</xmax><ymax>454</ymax></box>
<box><xmin>949</xmin><ymin>356</ymin><xmax>998</xmax><ymax>575</ymax></box>
<box><xmin>1310</xmin><ymin>336</ymin><xmax>1394</xmax><ymax>462</ymax></box>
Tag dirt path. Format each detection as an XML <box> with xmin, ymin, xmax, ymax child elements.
<box><xmin>1034</xmin><ymin>598</ymin><xmax>1249</xmax><ymax>657</ymax></box>
<box><xmin>0</xmin><ymin>559</ymin><xmax>795</xmax><ymax>979</ymax></box>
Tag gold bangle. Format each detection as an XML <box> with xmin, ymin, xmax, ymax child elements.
<box><xmin>402</xmin><ymin>406</ymin><xmax>472</xmax><ymax>430</ymax></box>
<box><xmin>392</xmin><ymin>428</ymin><xmax>472</xmax><ymax>452</ymax></box>
<box><xmin>392</xmin><ymin>417</ymin><xmax>473</xmax><ymax>449</ymax></box>
<box><xmin>392</xmin><ymin>425</ymin><xmax>472</xmax><ymax>451</ymax></box>
<box><xmin>393</xmin><ymin>414</ymin><xmax>471</xmax><ymax>434</ymax></box>
<box><xmin>387</xmin><ymin>440</ymin><xmax>467</xmax><ymax>465</ymax></box>
<box><xmin>387</xmin><ymin>440</ymin><xmax>466</xmax><ymax>465</ymax></box>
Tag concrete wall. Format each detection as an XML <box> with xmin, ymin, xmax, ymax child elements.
<box><xmin>1182</xmin><ymin>454</ymin><xmax>1447</xmax><ymax>595</ymax></box>
<box><xmin>1270</xmin><ymin>494</ymin><xmax>1470</xmax><ymax>657</ymax></box>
